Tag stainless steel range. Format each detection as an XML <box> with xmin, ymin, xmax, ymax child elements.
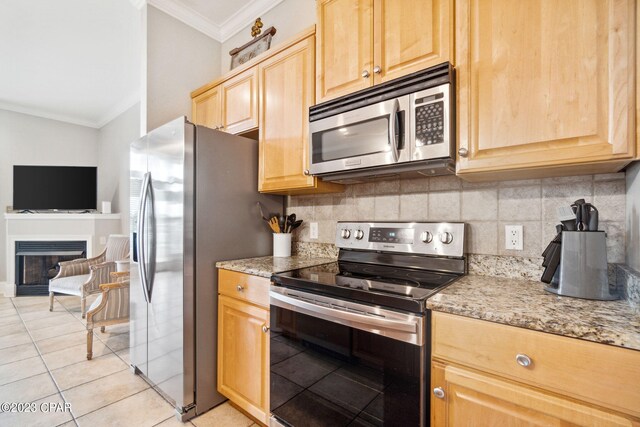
<box><xmin>269</xmin><ymin>221</ymin><xmax>466</xmax><ymax>427</ymax></box>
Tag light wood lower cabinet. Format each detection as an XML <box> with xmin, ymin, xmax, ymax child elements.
<box><xmin>217</xmin><ymin>269</ymin><xmax>270</xmax><ymax>425</ymax></box>
<box><xmin>455</xmin><ymin>0</ymin><xmax>636</xmax><ymax>181</ymax></box>
<box><xmin>431</xmin><ymin>312</ymin><xmax>640</xmax><ymax>425</ymax></box>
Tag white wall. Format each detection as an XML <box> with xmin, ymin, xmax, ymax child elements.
<box><xmin>626</xmin><ymin>161</ymin><xmax>640</xmax><ymax>271</ymax></box>
<box><xmin>0</xmin><ymin>109</ymin><xmax>99</xmax><ymax>282</ymax></box>
<box><xmin>146</xmin><ymin>5</ymin><xmax>221</xmax><ymax>131</ymax></box>
<box><xmin>97</xmin><ymin>102</ymin><xmax>141</xmax><ymax>235</ymax></box>
<box><xmin>220</xmin><ymin>0</ymin><xmax>316</xmax><ymax>73</ymax></box>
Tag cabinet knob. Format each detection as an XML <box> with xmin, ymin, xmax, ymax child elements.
<box><xmin>361</xmin><ymin>69</ymin><xmax>370</xmax><ymax>78</ymax></box>
<box><xmin>236</xmin><ymin>285</ymin><xmax>244</xmax><ymax>292</ymax></box>
<box><xmin>458</xmin><ymin>147</ymin><xmax>469</xmax><ymax>158</ymax></box>
<box><xmin>516</xmin><ymin>353</ymin><xmax>532</xmax><ymax>367</ymax></box>
<box><xmin>262</xmin><ymin>325</ymin><xmax>270</xmax><ymax>333</ymax></box>
<box><xmin>303</xmin><ymin>169</ymin><xmax>310</xmax><ymax>176</ymax></box>
<box><xmin>373</xmin><ymin>65</ymin><xmax>382</xmax><ymax>74</ymax></box>
<box><xmin>433</xmin><ymin>387</ymin><xmax>445</xmax><ymax>399</ymax></box>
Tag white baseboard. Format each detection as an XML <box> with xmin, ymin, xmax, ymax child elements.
<box><xmin>1</xmin><ymin>282</ymin><xmax>16</xmax><ymax>298</ymax></box>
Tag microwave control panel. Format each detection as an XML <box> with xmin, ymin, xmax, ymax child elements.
<box><xmin>415</xmin><ymin>93</ymin><xmax>445</xmax><ymax>146</ymax></box>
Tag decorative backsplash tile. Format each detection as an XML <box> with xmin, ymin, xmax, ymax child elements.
<box><xmin>287</xmin><ymin>172</ymin><xmax>627</xmax><ymax>263</ymax></box>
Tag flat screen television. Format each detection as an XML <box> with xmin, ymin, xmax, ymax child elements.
<box><xmin>13</xmin><ymin>165</ymin><xmax>97</xmax><ymax>211</ymax></box>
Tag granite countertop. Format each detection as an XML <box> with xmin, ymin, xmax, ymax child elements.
<box><xmin>427</xmin><ymin>275</ymin><xmax>640</xmax><ymax>351</ymax></box>
<box><xmin>216</xmin><ymin>255</ymin><xmax>336</xmax><ymax>278</ymax></box>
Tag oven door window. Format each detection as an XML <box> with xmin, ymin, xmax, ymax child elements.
<box><xmin>270</xmin><ymin>306</ymin><xmax>422</xmax><ymax>427</ymax></box>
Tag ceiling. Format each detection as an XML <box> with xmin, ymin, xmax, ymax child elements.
<box><xmin>0</xmin><ymin>0</ymin><xmax>281</xmax><ymax>129</ymax></box>
<box><xmin>0</xmin><ymin>0</ymin><xmax>142</xmax><ymax>128</ymax></box>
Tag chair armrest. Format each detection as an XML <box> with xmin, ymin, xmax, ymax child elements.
<box><xmin>53</xmin><ymin>259</ymin><xmax>90</xmax><ymax>279</ymax></box>
<box><xmin>99</xmin><ymin>282</ymin><xmax>128</xmax><ymax>291</ymax></box>
<box><xmin>83</xmin><ymin>261</ymin><xmax>117</xmax><ymax>295</ymax></box>
<box><xmin>86</xmin><ymin>281</ymin><xmax>130</xmax><ymax>325</ymax></box>
<box><xmin>86</xmin><ymin>249</ymin><xmax>107</xmax><ymax>267</ymax></box>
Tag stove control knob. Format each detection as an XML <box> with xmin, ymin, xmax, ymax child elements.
<box><xmin>420</xmin><ymin>231</ymin><xmax>433</xmax><ymax>243</ymax></box>
<box><xmin>341</xmin><ymin>229</ymin><xmax>351</xmax><ymax>239</ymax></box>
<box><xmin>355</xmin><ymin>229</ymin><xmax>364</xmax><ymax>240</ymax></box>
<box><xmin>439</xmin><ymin>232</ymin><xmax>453</xmax><ymax>244</ymax></box>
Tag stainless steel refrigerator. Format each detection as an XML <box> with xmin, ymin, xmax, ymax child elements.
<box><xmin>130</xmin><ymin>117</ymin><xmax>282</xmax><ymax>420</ymax></box>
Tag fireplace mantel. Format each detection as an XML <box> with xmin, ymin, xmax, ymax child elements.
<box><xmin>4</xmin><ymin>213</ymin><xmax>122</xmax><ymax>297</ymax></box>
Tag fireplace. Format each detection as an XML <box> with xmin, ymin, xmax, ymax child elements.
<box><xmin>15</xmin><ymin>241</ymin><xmax>87</xmax><ymax>296</ymax></box>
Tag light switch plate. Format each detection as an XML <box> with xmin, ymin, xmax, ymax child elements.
<box><xmin>99</xmin><ymin>236</ymin><xmax>107</xmax><ymax>245</ymax></box>
<box><xmin>505</xmin><ymin>225</ymin><xmax>523</xmax><ymax>250</ymax></box>
<box><xmin>310</xmin><ymin>222</ymin><xmax>318</xmax><ymax>239</ymax></box>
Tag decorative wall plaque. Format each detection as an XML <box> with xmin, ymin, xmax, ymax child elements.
<box><xmin>229</xmin><ymin>19</ymin><xmax>277</xmax><ymax>70</ymax></box>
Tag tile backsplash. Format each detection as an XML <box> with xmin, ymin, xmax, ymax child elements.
<box><xmin>287</xmin><ymin>173</ymin><xmax>626</xmax><ymax>263</ymax></box>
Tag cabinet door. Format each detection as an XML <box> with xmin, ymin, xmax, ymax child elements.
<box><xmin>373</xmin><ymin>0</ymin><xmax>453</xmax><ymax>84</ymax></box>
<box><xmin>192</xmin><ymin>86</ymin><xmax>222</xmax><ymax>129</ymax></box>
<box><xmin>316</xmin><ymin>0</ymin><xmax>373</xmax><ymax>103</ymax></box>
<box><xmin>456</xmin><ymin>0</ymin><xmax>635</xmax><ymax>178</ymax></box>
<box><xmin>432</xmin><ymin>362</ymin><xmax>635</xmax><ymax>426</ymax></box>
<box><xmin>258</xmin><ymin>37</ymin><xmax>316</xmax><ymax>192</ymax></box>
<box><xmin>221</xmin><ymin>67</ymin><xmax>258</xmax><ymax>134</ymax></box>
<box><xmin>218</xmin><ymin>294</ymin><xmax>269</xmax><ymax>424</ymax></box>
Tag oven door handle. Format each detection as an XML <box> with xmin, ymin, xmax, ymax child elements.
<box><xmin>270</xmin><ymin>290</ymin><xmax>423</xmax><ymax>345</ymax></box>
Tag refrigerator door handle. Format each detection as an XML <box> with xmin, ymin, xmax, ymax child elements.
<box><xmin>137</xmin><ymin>172</ymin><xmax>151</xmax><ymax>303</ymax></box>
<box><xmin>146</xmin><ymin>176</ymin><xmax>157</xmax><ymax>302</ymax></box>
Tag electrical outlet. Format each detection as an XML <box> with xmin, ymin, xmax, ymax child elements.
<box><xmin>309</xmin><ymin>222</ymin><xmax>319</xmax><ymax>239</ymax></box>
<box><xmin>505</xmin><ymin>225</ymin><xmax>523</xmax><ymax>250</ymax></box>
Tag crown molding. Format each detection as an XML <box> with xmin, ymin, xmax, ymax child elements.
<box><xmin>219</xmin><ymin>0</ymin><xmax>284</xmax><ymax>42</ymax></box>
<box><xmin>148</xmin><ymin>0</ymin><xmax>222</xmax><ymax>41</ymax></box>
<box><xmin>0</xmin><ymin>91</ymin><xmax>140</xmax><ymax>130</ymax></box>
<box><xmin>0</xmin><ymin>102</ymin><xmax>102</xmax><ymax>128</ymax></box>
<box><xmin>146</xmin><ymin>0</ymin><xmax>284</xmax><ymax>43</ymax></box>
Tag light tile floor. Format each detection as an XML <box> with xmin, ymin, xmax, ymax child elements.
<box><xmin>0</xmin><ymin>295</ymin><xmax>258</xmax><ymax>427</ymax></box>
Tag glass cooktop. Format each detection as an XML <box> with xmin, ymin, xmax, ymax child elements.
<box><xmin>272</xmin><ymin>261</ymin><xmax>460</xmax><ymax>313</ymax></box>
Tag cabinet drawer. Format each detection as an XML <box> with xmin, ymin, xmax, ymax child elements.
<box><xmin>432</xmin><ymin>312</ymin><xmax>640</xmax><ymax>418</ymax></box>
<box><xmin>218</xmin><ymin>269</ymin><xmax>270</xmax><ymax>308</ymax></box>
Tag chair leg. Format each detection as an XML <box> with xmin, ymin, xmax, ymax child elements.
<box><xmin>86</xmin><ymin>330</ymin><xmax>93</xmax><ymax>360</ymax></box>
<box><xmin>49</xmin><ymin>292</ymin><xmax>54</xmax><ymax>312</ymax></box>
<box><xmin>100</xmin><ymin>326</ymin><xmax>105</xmax><ymax>333</ymax></box>
<box><xmin>81</xmin><ymin>297</ymin><xmax>86</xmax><ymax>319</ymax></box>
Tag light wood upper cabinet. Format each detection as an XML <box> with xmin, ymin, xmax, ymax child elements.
<box><xmin>192</xmin><ymin>86</ymin><xmax>221</xmax><ymax>130</ymax></box>
<box><xmin>431</xmin><ymin>312</ymin><xmax>640</xmax><ymax>424</ymax></box>
<box><xmin>316</xmin><ymin>0</ymin><xmax>453</xmax><ymax>103</ymax></box>
<box><xmin>456</xmin><ymin>0</ymin><xmax>636</xmax><ymax>180</ymax></box>
<box><xmin>217</xmin><ymin>269</ymin><xmax>270</xmax><ymax>424</ymax></box>
<box><xmin>373</xmin><ymin>0</ymin><xmax>453</xmax><ymax>84</ymax></box>
<box><xmin>316</xmin><ymin>0</ymin><xmax>373</xmax><ymax>102</ymax></box>
<box><xmin>258</xmin><ymin>35</ymin><xmax>344</xmax><ymax>194</ymax></box>
<box><xmin>221</xmin><ymin>67</ymin><xmax>258</xmax><ymax>134</ymax></box>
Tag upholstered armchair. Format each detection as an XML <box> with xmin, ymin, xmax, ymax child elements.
<box><xmin>49</xmin><ymin>235</ymin><xmax>129</xmax><ymax>318</ymax></box>
<box><xmin>86</xmin><ymin>276</ymin><xmax>130</xmax><ymax>360</ymax></box>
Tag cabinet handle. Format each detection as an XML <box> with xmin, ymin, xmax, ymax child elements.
<box><xmin>303</xmin><ymin>169</ymin><xmax>310</xmax><ymax>176</ymax></box>
<box><xmin>433</xmin><ymin>387</ymin><xmax>445</xmax><ymax>399</ymax></box>
<box><xmin>361</xmin><ymin>69</ymin><xmax>370</xmax><ymax>78</ymax></box>
<box><xmin>262</xmin><ymin>325</ymin><xmax>270</xmax><ymax>333</ymax></box>
<box><xmin>516</xmin><ymin>353</ymin><xmax>532</xmax><ymax>367</ymax></box>
<box><xmin>236</xmin><ymin>285</ymin><xmax>244</xmax><ymax>292</ymax></box>
<box><xmin>373</xmin><ymin>65</ymin><xmax>382</xmax><ymax>74</ymax></box>
<box><xmin>458</xmin><ymin>147</ymin><xmax>469</xmax><ymax>158</ymax></box>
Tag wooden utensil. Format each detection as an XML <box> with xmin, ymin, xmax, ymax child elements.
<box><xmin>269</xmin><ymin>217</ymin><xmax>280</xmax><ymax>233</ymax></box>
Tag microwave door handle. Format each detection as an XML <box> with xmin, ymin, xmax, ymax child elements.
<box><xmin>388</xmin><ymin>99</ymin><xmax>400</xmax><ymax>162</ymax></box>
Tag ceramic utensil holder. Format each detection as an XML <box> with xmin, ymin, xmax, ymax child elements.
<box><xmin>273</xmin><ymin>233</ymin><xmax>291</xmax><ymax>257</ymax></box>
<box><xmin>545</xmin><ymin>231</ymin><xmax>618</xmax><ymax>300</ymax></box>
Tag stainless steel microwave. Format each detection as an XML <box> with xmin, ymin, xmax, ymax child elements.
<box><xmin>308</xmin><ymin>63</ymin><xmax>455</xmax><ymax>183</ymax></box>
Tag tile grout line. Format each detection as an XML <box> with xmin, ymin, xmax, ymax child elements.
<box><xmin>10</xmin><ymin>297</ymin><xmax>78</xmax><ymax>426</ymax></box>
